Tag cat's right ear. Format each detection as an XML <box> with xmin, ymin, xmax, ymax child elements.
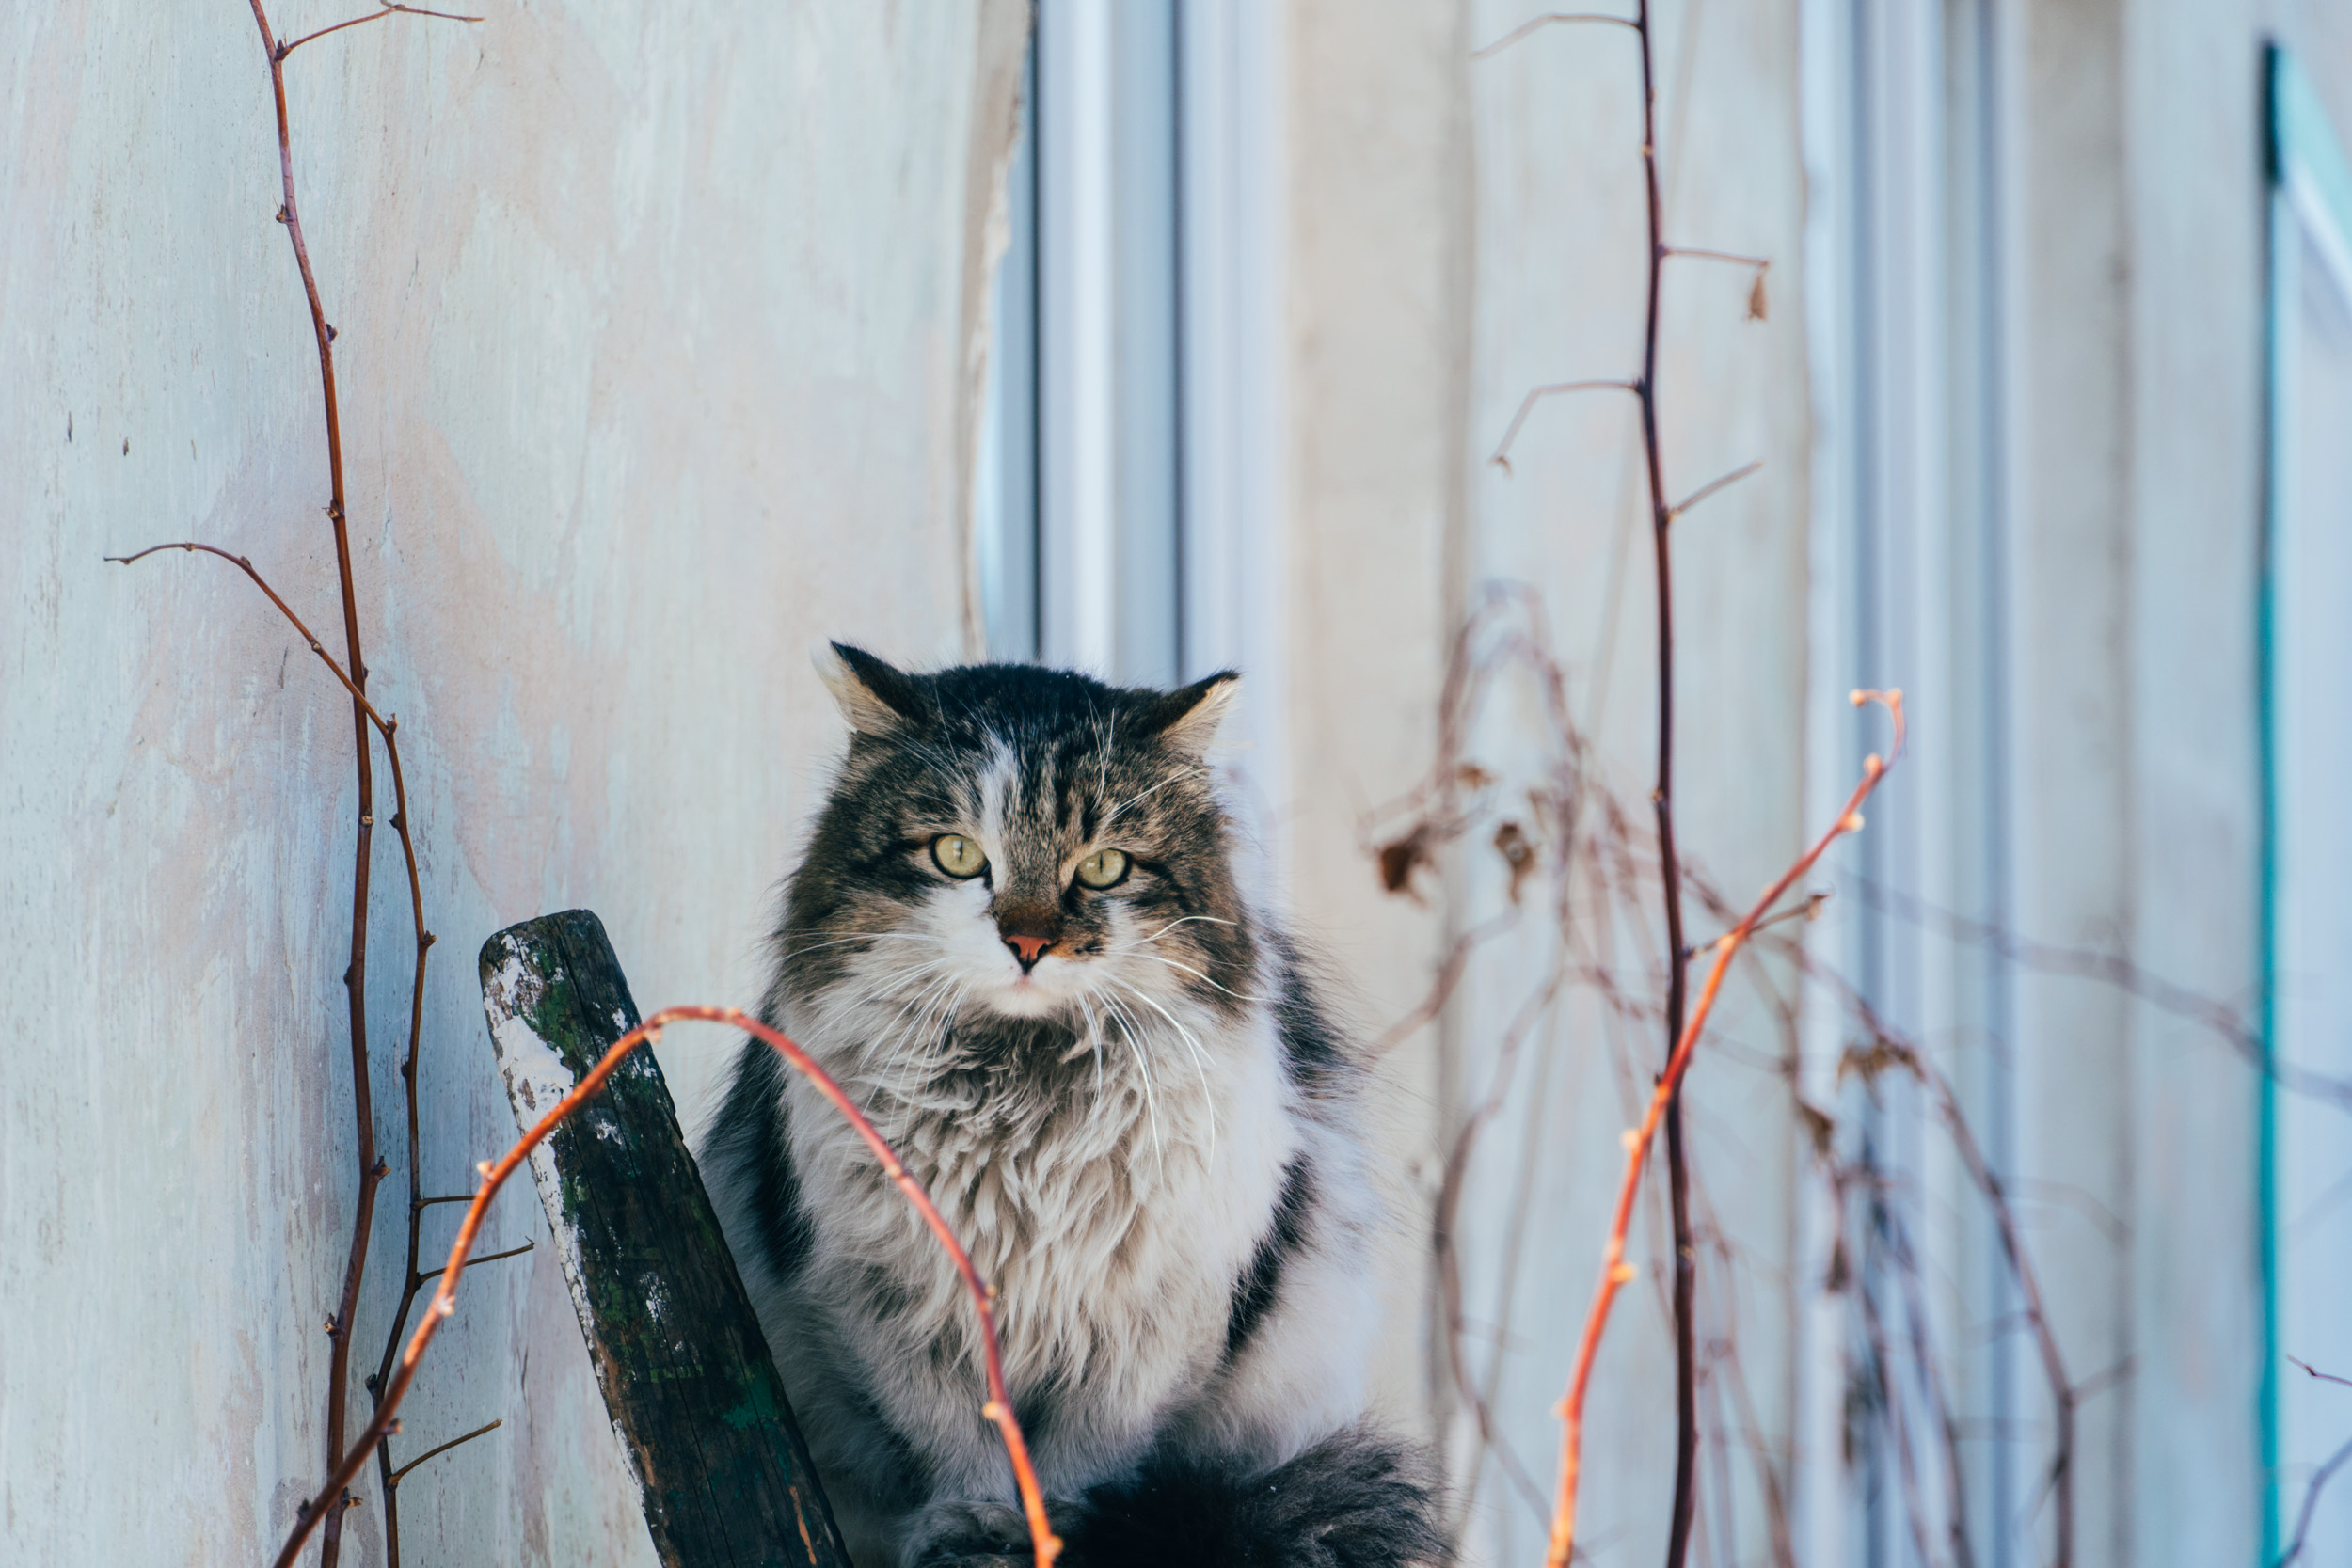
<box><xmin>816</xmin><ymin>642</ymin><xmax>928</xmax><ymax>736</ymax></box>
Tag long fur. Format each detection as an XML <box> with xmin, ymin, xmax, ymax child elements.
<box><xmin>704</xmin><ymin>649</ymin><xmax>1439</xmax><ymax>1567</ymax></box>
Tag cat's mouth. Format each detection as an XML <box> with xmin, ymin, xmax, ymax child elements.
<box><xmin>986</xmin><ymin>964</ymin><xmax>1067</xmax><ymax>1020</ymax></box>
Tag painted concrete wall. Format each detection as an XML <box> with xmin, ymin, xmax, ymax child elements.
<box><xmin>0</xmin><ymin>2</ymin><xmax>1022</xmax><ymax>1561</ymax></box>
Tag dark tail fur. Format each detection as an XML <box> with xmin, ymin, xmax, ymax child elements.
<box><xmin>1054</xmin><ymin>1430</ymin><xmax>1445</xmax><ymax>1568</ymax></box>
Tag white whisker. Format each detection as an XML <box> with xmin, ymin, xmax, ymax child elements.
<box><xmin>772</xmin><ymin>929</ymin><xmax>941</xmax><ymax>967</ymax></box>
<box><xmin>1119</xmin><ymin>950</ymin><xmax>1266</xmax><ymax>1005</ymax></box>
<box><xmin>1073</xmin><ymin>991</ymin><xmax>1107</xmax><ymax>1092</ymax></box>
<box><xmin>1099</xmin><ymin>990</ymin><xmax>1164</xmax><ymax>1169</ymax></box>
<box><xmin>890</xmin><ymin>980</ymin><xmax>967</xmax><ymax>1094</ymax></box>
<box><xmin>1102</xmin><ymin>765</ymin><xmax>1209</xmax><ymax>829</ymax></box>
<box><xmin>875</xmin><ymin>988</ymin><xmax>962</xmax><ymax>1102</ymax></box>
<box><xmin>1118</xmin><ymin>981</ymin><xmax>1218</xmax><ymax>1159</ymax></box>
<box><xmin>859</xmin><ymin>963</ymin><xmax>965</xmax><ymax>1087</ymax></box>
<box><xmin>1111</xmin><ymin>913</ymin><xmax>1241</xmax><ymax>949</ymax></box>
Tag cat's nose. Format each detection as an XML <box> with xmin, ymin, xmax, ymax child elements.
<box><xmin>1003</xmin><ymin>931</ymin><xmax>1057</xmax><ymax>973</ymax></box>
<box><xmin>995</xmin><ymin>901</ymin><xmax>1063</xmax><ymax>974</ymax></box>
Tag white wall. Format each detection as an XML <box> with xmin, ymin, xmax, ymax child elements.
<box><xmin>1271</xmin><ymin>4</ymin><xmax>1816</xmax><ymax>1563</ymax></box>
<box><xmin>0</xmin><ymin>2</ymin><xmax>1022</xmax><ymax>1561</ymax></box>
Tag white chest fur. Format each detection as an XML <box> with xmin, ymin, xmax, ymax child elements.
<box><xmin>783</xmin><ymin>992</ymin><xmax>1296</xmax><ymax>1495</ymax></box>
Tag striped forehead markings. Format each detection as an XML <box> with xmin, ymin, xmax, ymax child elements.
<box><xmin>978</xmin><ymin>739</ymin><xmax>1017</xmax><ymax>848</ymax></box>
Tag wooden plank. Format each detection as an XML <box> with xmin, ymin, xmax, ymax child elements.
<box><xmin>480</xmin><ymin>910</ymin><xmax>850</xmax><ymax>1568</ymax></box>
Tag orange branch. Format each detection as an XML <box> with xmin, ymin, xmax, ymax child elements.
<box><xmin>1544</xmin><ymin>689</ymin><xmax>1903</xmax><ymax>1568</ymax></box>
<box><xmin>271</xmin><ymin>1006</ymin><xmax>1060</xmax><ymax>1568</ymax></box>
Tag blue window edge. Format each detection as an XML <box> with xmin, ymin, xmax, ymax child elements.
<box><xmin>2263</xmin><ymin>40</ymin><xmax>2352</xmax><ymax>1568</ymax></box>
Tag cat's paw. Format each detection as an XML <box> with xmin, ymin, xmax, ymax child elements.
<box><xmin>900</xmin><ymin>1498</ymin><xmax>1037</xmax><ymax>1568</ymax></box>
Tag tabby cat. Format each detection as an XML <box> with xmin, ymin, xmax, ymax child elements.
<box><xmin>705</xmin><ymin>645</ymin><xmax>1439</xmax><ymax>1567</ymax></box>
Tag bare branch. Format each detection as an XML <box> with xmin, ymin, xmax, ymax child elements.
<box><xmin>1545</xmin><ymin>691</ymin><xmax>1905</xmax><ymax>1568</ymax></box>
<box><xmin>280</xmin><ymin>4</ymin><xmax>482</xmax><ymax>59</ymax></box>
<box><xmin>2277</xmin><ymin>1434</ymin><xmax>2352</xmax><ymax>1568</ymax></box>
<box><xmin>1472</xmin><ymin>12</ymin><xmax>1639</xmax><ymax>59</ymax></box>
<box><xmin>1661</xmin><ymin>246</ymin><xmax>1769</xmax><ymax>268</ymax></box>
<box><xmin>1667</xmin><ymin>460</ymin><xmax>1764</xmax><ymax>521</ymax></box>
<box><xmin>2292</xmin><ymin>1355</ymin><xmax>2352</xmax><ymax>1393</ymax></box>
<box><xmin>1487</xmin><ymin>381</ymin><xmax>1639</xmax><ymax>475</ymax></box>
<box><xmin>414</xmin><ymin>1240</ymin><xmax>532</xmax><ymax>1288</ymax></box>
<box><xmin>385</xmin><ymin>1419</ymin><xmax>501</xmax><ymax>1486</ymax></box>
<box><xmin>107</xmin><ymin>544</ymin><xmax>388</xmax><ymax>735</ymax></box>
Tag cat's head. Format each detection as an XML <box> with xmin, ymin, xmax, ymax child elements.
<box><xmin>774</xmin><ymin>644</ymin><xmax>1258</xmax><ymax>1071</ymax></box>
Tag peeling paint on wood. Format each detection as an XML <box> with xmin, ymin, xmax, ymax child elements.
<box><xmin>481</xmin><ymin>910</ymin><xmax>850</xmax><ymax>1568</ymax></box>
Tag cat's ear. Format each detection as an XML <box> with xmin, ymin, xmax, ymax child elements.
<box><xmin>1140</xmin><ymin>671</ymin><xmax>1240</xmax><ymax>756</ymax></box>
<box><xmin>817</xmin><ymin>642</ymin><xmax>928</xmax><ymax>736</ymax></box>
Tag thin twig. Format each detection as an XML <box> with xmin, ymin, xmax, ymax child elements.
<box><xmin>1667</xmin><ymin>459</ymin><xmax>1764</xmax><ymax>520</ymax></box>
<box><xmin>1855</xmin><ymin>878</ymin><xmax>2352</xmax><ymax>1115</ymax></box>
<box><xmin>2291</xmin><ymin>1355</ymin><xmax>2352</xmax><ymax>1394</ymax></box>
<box><xmin>1661</xmin><ymin>246</ymin><xmax>1769</xmax><ymax>268</ymax></box>
<box><xmin>2276</xmin><ymin>1434</ymin><xmax>2352</xmax><ymax>1567</ymax></box>
<box><xmin>1472</xmin><ymin>11</ymin><xmax>1639</xmax><ymax>59</ymax></box>
<box><xmin>385</xmin><ymin>1419</ymin><xmax>501</xmax><ymax>1487</ymax></box>
<box><xmin>279</xmin><ymin>4</ymin><xmax>481</xmax><ymax>58</ymax></box>
<box><xmin>1839</xmin><ymin>1029</ymin><xmax>2074</xmax><ymax>1568</ymax></box>
<box><xmin>271</xmin><ymin>1007</ymin><xmax>1060</xmax><ymax>1568</ymax></box>
<box><xmin>110</xmin><ymin>528</ymin><xmax>445</xmax><ymax>1564</ymax></box>
<box><xmin>1687</xmin><ymin>888</ymin><xmax>1825</xmax><ymax>957</ymax></box>
<box><xmin>1544</xmin><ymin>690</ymin><xmax>1903</xmax><ymax>1568</ymax></box>
<box><xmin>414</xmin><ymin>1239</ymin><xmax>532</xmax><ymax>1288</ymax></box>
<box><xmin>1486</xmin><ymin>381</ymin><xmax>1639</xmax><ymax>474</ymax></box>
<box><xmin>107</xmin><ymin>545</ymin><xmax>388</xmax><ymax>731</ymax></box>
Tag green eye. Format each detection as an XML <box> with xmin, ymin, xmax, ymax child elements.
<box><xmin>1074</xmin><ymin>847</ymin><xmax>1130</xmax><ymax>890</ymax></box>
<box><xmin>930</xmin><ymin>833</ymin><xmax>988</xmax><ymax>879</ymax></box>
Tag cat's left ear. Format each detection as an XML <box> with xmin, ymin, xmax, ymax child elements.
<box><xmin>1140</xmin><ymin>671</ymin><xmax>1240</xmax><ymax>756</ymax></box>
<box><xmin>817</xmin><ymin>642</ymin><xmax>930</xmax><ymax>736</ymax></box>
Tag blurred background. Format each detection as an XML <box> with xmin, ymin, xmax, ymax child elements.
<box><xmin>7</xmin><ymin>2</ymin><xmax>2352</xmax><ymax>1565</ymax></box>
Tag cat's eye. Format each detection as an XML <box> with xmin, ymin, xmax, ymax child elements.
<box><xmin>930</xmin><ymin>833</ymin><xmax>989</xmax><ymax>879</ymax></box>
<box><xmin>1073</xmin><ymin>848</ymin><xmax>1130</xmax><ymax>890</ymax></box>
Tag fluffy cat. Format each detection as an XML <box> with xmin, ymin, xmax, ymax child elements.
<box><xmin>704</xmin><ymin>645</ymin><xmax>1440</xmax><ymax>1567</ymax></box>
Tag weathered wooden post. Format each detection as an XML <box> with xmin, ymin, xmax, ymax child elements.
<box><xmin>481</xmin><ymin>910</ymin><xmax>849</xmax><ymax>1568</ymax></box>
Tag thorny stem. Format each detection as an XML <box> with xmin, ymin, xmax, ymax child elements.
<box><xmin>1616</xmin><ymin>8</ymin><xmax>1710</xmax><ymax>1560</ymax></box>
<box><xmin>1545</xmin><ymin>691</ymin><xmax>1904</xmax><ymax>1568</ymax></box>
<box><xmin>271</xmin><ymin>1008</ymin><xmax>1059</xmax><ymax>1568</ymax></box>
<box><xmin>1473</xmin><ymin>9</ymin><xmax>1776</xmax><ymax>1549</ymax></box>
<box><xmin>139</xmin><ymin>7</ymin><xmax>472</xmax><ymax>1560</ymax></box>
<box><xmin>247</xmin><ymin>16</ymin><xmax>382</xmax><ymax>1555</ymax></box>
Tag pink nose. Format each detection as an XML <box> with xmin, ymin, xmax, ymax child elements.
<box><xmin>1005</xmin><ymin>932</ymin><xmax>1056</xmax><ymax>970</ymax></box>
